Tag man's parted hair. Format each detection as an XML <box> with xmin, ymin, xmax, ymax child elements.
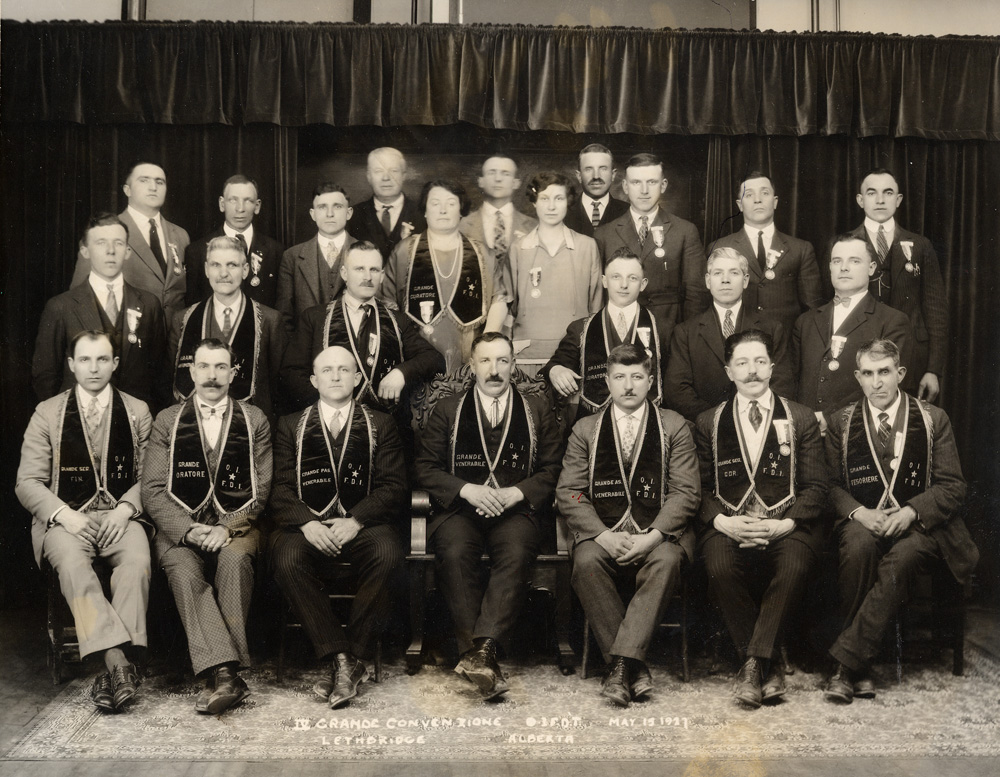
<box><xmin>706</xmin><ymin>246</ymin><xmax>749</xmax><ymax>275</ymax></box>
<box><xmin>526</xmin><ymin>170</ymin><xmax>577</xmax><ymax>207</ymax></box>
<box><xmin>828</xmin><ymin>232</ymin><xmax>877</xmax><ymax>264</ymax></box>
<box><xmin>67</xmin><ymin>329</ymin><xmax>117</xmax><ymax>359</ymax></box>
<box><xmin>859</xmin><ymin>167</ymin><xmax>900</xmax><ymax>192</ymax></box>
<box><xmin>345</xmin><ymin>240</ymin><xmax>384</xmax><ymax>266</ymax></box>
<box><xmin>80</xmin><ymin>212</ymin><xmax>129</xmax><ymax>247</ymax></box>
<box><xmin>419</xmin><ymin>179</ymin><xmax>472</xmax><ymax>218</ymax></box>
<box><xmin>603</xmin><ymin>245</ymin><xmax>643</xmax><ymax>270</ymax></box>
<box><xmin>123</xmin><ymin>161</ymin><xmax>165</xmax><ymax>184</ymax></box>
<box><xmin>222</xmin><ymin>174</ymin><xmax>259</xmax><ymax>198</ymax></box>
<box><xmin>736</xmin><ymin>170</ymin><xmax>776</xmax><ymax>198</ymax></box>
<box><xmin>625</xmin><ymin>152</ymin><xmax>663</xmax><ymax>172</ymax></box>
<box><xmin>607</xmin><ymin>343</ymin><xmax>652</xmax><ymax>375</ymax></box>
<box><xmin>724</xmin><ymin>328</ymin><xmax>774</xmax><ymax>364</ymax></box>
<box><xmin>855</xmin><ymin>338</ymin><xmax>902</xmax><ymax>368</ymax></box>
<box><xmin>193</xmin><ymin>337</ymin><xmax>236</xmax><ymax>364</ymax></box>
<box><xmin>578</xmin><ymin>143</ymin><xmax>613</xmax><ymax>164</ymax></box>
<box><xmin>312</xmin><ymin>181</ymin><xmax>350</xmax><ymax>203</ymax></box>
<box><xmin>470</xmin><ymin>331</ymin><xmax>514</xmax><ymax>358</ymax></box>
<box><xmin>205</xmin><ymin>235</ymin><xmax>247</xmax><ymax>261</ymax></box>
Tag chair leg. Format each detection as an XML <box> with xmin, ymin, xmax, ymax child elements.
<box><xmin>581</xmin><ymin>619</ymin><xmax>591</xmax><ymax>680</ymax></box>
<box><xmin>681</xmin><ymin>580</ymin><xmax>689</xmax><ymax>683</ymax></box>
<box><xmin>405</xmin><ymin>562</ymin><xmax>429</xmax><ymax>675</ymax></box>
<box><xmin>554</xmin><ymin>563</ymin><xmax>575</xmax><ymax>675</ymax></box>
<box><xmin>276</xmin><ymin>609</ymin><xmax>289</xmax><ymax>684</ymax></box>
<box><xmin>374</xmin><ymin>638</ymin><xmax>383</xmax><ymax>683</ymax></box>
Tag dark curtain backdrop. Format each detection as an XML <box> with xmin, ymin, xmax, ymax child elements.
<box><xmin>2</xmin><ymin>22</ymin><xmax>999</xmax><ymax>607</ymax></box>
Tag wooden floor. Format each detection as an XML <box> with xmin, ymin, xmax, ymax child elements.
<box><xmin>1</xmin><ymin>602</ymin><xmax>998</xmax><ymax>777</ymax></box>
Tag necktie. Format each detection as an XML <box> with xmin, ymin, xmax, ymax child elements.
<box><xmin>491</xmin><ymin>397</ymin><xmax>501</xmax><ymax>427</ymax></box>
<box><xmin>494</xmin><ymin>211</ymin><xmax>507</xmax><ymax>258</ymax></box>
<box><xmin>591</xmin><ymin>200</ymin><xmax>602</xmax><ymax>228</ymax></box>
<box><xmin>200</xmin><ymin>404</ymin><xmax>218</xmax><ymax>419</ymax></box>
<box><xmin>832</xmin><ymin>295</ymin><xmax>851</xmax><ymax>308</ymax></box>
<box><xmin>876</xmin><ymin>225</ymin><xmax>889</xmax><ymax>264</ymax></box>
<box><xmin>638</xmin><ymin>215</ymin><xmax>649</xmax><ymax>246</ymax></box>
<box><xmin>877</xmin><ymin>411</ymin><xmax>891</xmax><ymax>450</ymax></box>
<box><xmin>325</xmin><ymin>240</ymin><xmax>338</xmax><ymax>270</ymax></box>
<box><xmin>148</xmin><ymin>218</ymin><xmax>167</xmax><ymax>275</ymax></box>
<box><xmin>105</xmin><ymin>284</ymin><xmax>119</xmax><ymax>322</ymax></box>
<box><xmin>200</xmin><ymin>404</ymin><xmax>221</xmax><ymax>448</ymax></box>
<box><xmin>381</xmin><ymin>205</ymin><xmax>393</xmax><ymax>235</ymax></box>
<box><xmin>723</xmin><ymin>309</ymin><xmax>735</xmax><ymax>337</ymax></box>
<box><xmin>616</xmin><ymin>310</ymin><xmax>628</xmax><ymax>341</ymax></box>
<box><xmin>621</xmin><ymin>415</ymin><xmax>636</xmax><ymax>465</ymax></box>
<box><xmin>329</xmin><ymin>409</ymin><xmax>342</xmax><ymax>438</ymax></box>
<box><xmin>235</xmin><ymin>233</ymin><xmax>249</xmax><ymax>256</ymax></box>
<box><xmin>222</xmin><ymin>307</ymin><xmax>233</xmax><ymax>340</ymax></box>
<box><xmin>749</xmin><ymin>400</ymin><xmax>763</xmax><ymax>431</ymax></box>
<box><xmin>757</xmin><ymin>230</ymin><xmax>767</xmax><ymax>273</ymax></box>
<box><xmin>85</xmin><ymin>396</ymin><xmax>102</xmax><ymax>436</ymax></box>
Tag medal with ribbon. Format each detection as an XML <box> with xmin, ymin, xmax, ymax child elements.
<box><xmin>636</xmin><ymin>326</ymin><xmax>652</xmax><ymax>357</ymax></box>
<box><xmin>829</xmin><ymin>334</ymin><xmax>847</xmax><ymax>371</ymax></box>
<box><xmin>765</xmin><ymin>248</ymin><xmax>782</xmax><ymax>280</ymax></box>
<box><xmin>529</xmin><ymin>266</ymin><xmax>542</xmax><ymax>298</ymax></box>
<box><xmin>900</xmin><ymin>241</ymin><xmax>919</xmax><ymax>276</ymax></box>
<box><xmin>168</xmin><ymin>242</ymin><xmax>182</xmax><ymax>275</ymax></box>
<box><xmin>125</xmin><ymin>308</ymin><xmax>142</xmax><ymax>346</ymax></box>
<box><xmin>419</xmin><ymin>300</ymin><xmax>435</xmax><ymax>335</ymax></box>
<box><xmin>249</xmin><ymin>250</ymin><xmax>263</xmax><ymax>287</ymax></box>
<box><xmin>773</xmin><ymin>418</ymin><xmax>791</xmax><ymax>456</ymax></box>
<box><xmin>651</xmin><ymin>225</ymin><xmax>666</xmax><ymax>264</ymax></box>
<box><xmin>889</xmin><ymin>431</ymin><xmax>904</xmax><ymax>471</ymax></box>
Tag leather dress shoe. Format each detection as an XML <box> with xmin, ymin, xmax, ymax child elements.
<box><xmin>761</xmin><ymin>667</ymin><xmax>786</xmax><ymax>703</ymax></box>
<box><xmin>460</xmin><ymin>638</ymin><xmax>509</xmax><ymax>700</ymax></box>
<box><xmin>328</xmin><ymin>653</ymin><xmax>369</xmax><ymax>709</ymax></box>
<box><xmin>629</xmin><ymin>660</ymin><xmax>654</xmax><ymax>700</ymax></box>
<box><xmin>733</xmin><ymin>657</ymin><xmax>763</xmax><ymax>709</ymax></box>
<box><xmin>853</xmin><ymin>672</ymin><xmax>876</xmax><ymax>699</ymax></box>
<box><xmin>111</xmin><ymin>663</ymin><xmax>140</xmax><ymax>710</ymax></box>
<box><xmin>823</xmin><ymin>663</ymin><xmax>855</xmax><ymax>704</ymax></box>
<box><xmin>199</xmin><ymin>665</ymin><xmax>250</xmax><ymax>715</ymax></box>
<box><xmin>601</xmin><ymin>656</ymin><xmax>632</xmax><ymax>707</ymax></box>
<box><xmin>90</xmin><ymin>672</ymin><xmax>116</xmax><ymax>712</ymax></box>
<box><xmin>195</xmin><ymin>676</ymin><xmax>215</xmax><ymax>712</ymax></box>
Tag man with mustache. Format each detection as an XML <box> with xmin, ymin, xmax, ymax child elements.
<box><xmin>557</xmin><ymin>343</ymin><xmax>699</xmax><ymax>707</ymax></box>
<box><xmin>822</xmin><ymin>338</ymin><xmax>977</xmax><ymax>703</ymax></box>
<box><xmin>143</xmin><ymin>338</ymin><xmax>272</xmax><ymax>714</ymax></box>
<box><xmin>563</xmin><ymin>143</ymin><xmax>630</xmax><ymax>238</ymax></box>
<box><xmin>346</xmin><ymin>148</ymin><xmax>426</xmax><ymax>261</ymax></box>
<box><xmin>415</xmin><ymin>332</ymin><xmax>563</xmax><ymax>699</ymax></box>
<box><xmin>695</xmin><ymin>329</ymin><xmax>828</xmax><ymax>708</ymax></box>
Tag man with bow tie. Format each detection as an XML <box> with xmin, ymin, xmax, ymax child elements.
<box><xmin>695</xmin><ymin>329</ymin><xmax>828</xmax><ymax>708</ymax></box>
<box><xmin>269</xmin><ymin>345</ymin><xmax>407</xmax><ymax>709</ymax></box>
<box><xmin>142</xmin><ymin>338</ymin><xmax>272</xmax><ymax>714</ymax></box>
<box><xmin>557</xmin><ymin>343</ymin><xmax>700</xmax><ymax>707</ymax></box>
<box><xmin>17</xmin><ymin>330</ymin><xmax>153</xmax><ymax>712</ymax></box>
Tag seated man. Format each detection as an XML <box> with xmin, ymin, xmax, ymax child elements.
<box><xmin>415</xmin><ymin>332</ymin><xmax>562</xmax><ymax>699</ymax></box>
<box><xmin>142</xmin><ymin>338</ymin><xmax>272</xmax><ymax>714</ymax></box>
<box><xmin>666</xmin><ymin>247</ymin><xmax>792</xmax><ymax>423</ymax></box>
<box><xmin>269</xmin><ymin>346</ymin><xmax>407</xmax><ymax>709</ymax></box>
<box><xmin>541</xmin><ymin>247</ymin><xmax>663</xmax><ymax>421</ymax></box>
<box><xmin>695</xmin><ymin>330</ymin><xmax>828</xmax><ymax>708</ymax></box>
<box><xmin>823</xmin><ymin>338</ymin><xmax>978</xmax><ymax>703</ymax></box>
<box><xmin>16</xmin><ymin>331</ymin><xmax>152</xmax><ymax>712</ymax></box>
<box><xmin>557</xmin><ymin>344</ymin><xmax>699</xmax><ymax>706</ymax></box>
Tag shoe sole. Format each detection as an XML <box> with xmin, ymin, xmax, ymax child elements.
<box><xmin>113</xmin><ymin>690</ymin><xmax>137</xmax><ymax>710</ymax></box>
<box><xmin>92</xmin><ymin>697</ymin><xmax>116</xmax><ymax>712</ymax></box>
<box><xmin>823</xmin><ymin>690</ymin><xmax>853</xmax><ymax>704</ymax></box>
<box><xmin>761</xmin><ymin>689</ymin><xmax>786</xmax><ymax>703</ymax></box>
<box><xmin>601</xmin><ymin>688</ymin><xmax>630</xmax><ymax>707</ymax></box>
<box><xmin>201</xmin><ymin>688</ymin><xmax>251</xmax><ymax>715</ymax></box>
<box><xmin>734</xmin><ymin>691</ymin><xmax>762</xmax><ymax>709</ymax></box>
<box><xmin>630</xmin><ymin>683</ymin><xmax>653</xmax><ymax>700</ymax></box>
<box><xmin>853</xmin><ymin>690</ymin><xmax>876</xmax><ymax>699</ymax></box>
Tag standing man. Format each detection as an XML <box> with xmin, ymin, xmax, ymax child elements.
<box><xmin>17</xmin><ymin>331</ymin><xmax>152</xmax><ymax>712</ymax></box>
<box><xmin>184</xmin><ymin>175</ymin><xmax>284</xmax><ymax>308</ymax></box>
<box><xmin>666</xmin><ymin>247</ymin><xmax>792</xmax><ymax>423</ymax></box>
<box><xmin>459</xmin><ymin>154</ymin><xmax>537</xmax><ymax>275</ymax></box>
<box><xmin>415</xmin><ymin>333</ymin><xmax>563</xmax><ymax>699</ymax></box>
<box><xmin>34</xmin><ymin>213</ymin><xmax>169</xmax><ymax>410</ymax></box>
<box><xmin>850</xmin><ymin>168</ymin><xmax>948</xmax><ymax>401</ymax></box>
<box><xmin>708</xmin><ymin>171</ymin><xmax>823</xmax><ymax>336</ymax></box>
<box><xmin>170</xmin><ymin>236</ymin><xmax>287</xmax><ymax>422</ymax></box>
<box><xmin>696</xmin><ymin>329</ymin><xmax>828</xmax><ymax>708</ymax></box>
<box><xmin>595</xmin><ymin>153</ymin><xmax>708</xmax><ymax>349</ymax></box>
<box><xmin>346</xmin><ymin>148</ymin><xmax>426</xmax><ymax>261</ymax></box>
<box><xmin>70</xmin><ymin>162</ymin><xmax>190</xmax><ymax>318</ymax></box>
<box><xmin>270</xmin><ymin>346</ymin><xmax>407</xmax><ymax>709</ymax></box>
<box><xmin>563</xmin><ymin>143</ymin><xmax>630</xmax><ymax>238</ymax></box>
<box><xmin>276</xmin><ymin>182</ymin><xmax>358</xmax><ymax>333</ymax></box>
<box><xmin>142</xmin><ymin>339</ymin><xmax>272</xmax><ymax>715</ymax></box>
<box><xmin>557</xmin><ymin>344</ymin><xmax>699</xmax><ymax>707</ymax></box>
<box><xmin>793</xmin><ymin>234</ymin><xmax>912</xmax><ymax>432</ymax></box>
<box><xmin>823</xmin><ymin>339</ymin><xmax>977</xmax><ymax>703</ymax></box>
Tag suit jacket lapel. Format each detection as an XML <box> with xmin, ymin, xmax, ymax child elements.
<box><xmin>770</xmin><ymin>230</ymin><xmax>789</xmax><ymax>269</ymax></box>
<box><xmin>836</xmin><ymin>295</ymin><xmax>875</xmax><ymax>338</ymax></box>
<box><xmin>119</xmin><ymin>210</ymin><xmax>164</xmax><ymax>281</ymax></box>
<box><xmin>298</xmin><ymin>236</ymin><xmax>323</xmax><ymax>308</ymax></box>
<box><xmin>615</xmin><ymin>216</ymin><xmax>643</xmax><ymax>264</ymax></box>
<box><xmin>70</xmin><ymin>283</ymin><xmax>105</xmax><ymax>331</ymax></box>
<box><xmin>889</xmin><ymin>226</ymin><xmax>913</xmax><ymax>286</ymax></box>
<box><xmin>812</xmin><ymin>303</ymin><xmax>833</xmax><ymax>349</ymax></box>
<box><xmin>734</xmin><ymin>229</ymin><xmax>761</xmax><ymax>281</ymax></box>
<box><xmin>697</xmin><ymin>310</ymin><xmax>725</xmax><ymax>364</ymax></box>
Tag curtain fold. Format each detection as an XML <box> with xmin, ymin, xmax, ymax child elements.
<box><xmin>4</xmin><ymin>22</ymin><xmax>999</xmax><ymax>138</ymax></box>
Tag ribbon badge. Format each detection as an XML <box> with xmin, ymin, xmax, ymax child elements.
<box><xmin>168</xmin><ymin>243</ymin><xmax>182</xmax><ymax>275</ymax></box>
<box><xmin>773</xmin><ymin>418</ymin><xmax>791</xmax><ymax>456</ymax></box>
<box><xmin>400</xmin><ymin>222</ymin><xmax>414</xmax><ymax>240</ymax></box>
<box><xmin>250</xmin><ymin>250</ymin><xmax>264</xmax><ymax>286</ymax></box>
<box><xmin>419</xmin><ymin>300</ymin><xmax>435</xmax><ymax>324</ymax></box>
<box><xmin>828</xmin><ymin>334</ymin><xmax>847</xmax><ymax>371</ymax></box>
<box><xmin>900</xmin><ymin>241</ymin><xmax>920</xmax><ymax>276</ymax></box>
<box><xmin>636</xmin><ymin>326</ymin><xmax>652</xmax><ymax>357</ymax></box>
<box><xmin>529</xmin><ymin>266</ymin><xmax>542</xmax><ymax>298</ymax></box>
<box><xmin>650</xmin><ymin>225</ymin><xmax>666</xmax><ymax>264</ymax></box>
<box><xmin>889</xmin><ymin>431</ymin><xmax>904</xmax><ymax>471</ymax></box>
<box><xmin>125</xmin><ymin>308</ymin><xmax>142</xmax><ymax>346</ymax></box>
<box><xmin>765</xmin><ymin>248</ymin><xmax>782</xmax><ymax>280</ymax></box>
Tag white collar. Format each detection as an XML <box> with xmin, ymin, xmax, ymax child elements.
<box><xmin>519</xmin><ymin>224</ymin><xmax>576</xmax><ymax>251</ymax></box>
<box><xmin>612</xmin><ymin>401</ymin><xmax>646</xmax><ymax>425</ymax></box>
<box><xmin>127</xmin><ymin>205</ymin><xmax>161</xmax><ymax>230</ymax></box>
<box><xmin>581</xmin><ymin>193</ymin><xmax>610</xmax><ymax>209</ymax></box>
<box><xmin>629</xmin><ymin>206</ymin><xmax>659</xmax><ymax>228</ymax></box>
<box><xmin>223</xmin><ymin>223</ymin><xmax>254</xmax><ymax>245</ymax></box>
<box><xmin>832</xmin><ymin>290</ymin><xmax>868</xmax><ymax>309</ymax></box>
<box><xmin>319</xmin><ymin>398</ymin><xmax>353</xmax><ymax>427</ymax></box>
<box><xmin>864</xmin><ymin>216</ymin><xmax>896</xmax><ymax>236</ymax></box>
<box><xmin>736</xmin><ymin>389</ymin><xmax>773</xmax><ymax>414</ymax></box>
<box><xmin>374</xmin><ymin>194</ymin><xmax>404</xmax><ymax>212</ymax></box>
<box><xmin>475</xmin><ymin>385</ymin><xmax>511</xmax><ymax>414</ymax></box>
<box><xmin>606</xmin><ymin>300</ymin><xmax>639</xmax><ymax>324</ymax></box>
<box><xmin>867</xmin><ymin>391</ymin><xmax>903</xmax><ymax>427</ymax></box>
<box><xmin>196</xmin><ymin>395</ymin><xmax>229</xmax><ymax>413</ymax></box>
<box><xmin>88</xmin><ymin>272</ymin><xmax>123</xmax><ymax>299</ymax></box>
<box><xmin>76</xmin><ymin>383</ymin><xmax>112</xmax><ymax>411</ymax></box>
<box><xmin>317</xmin><ymin>231</ymin><xmax>346</xmax><ymax>252</ymax></box>
<box><xmin>342</xmin><ymin>292</ymin><xmax>375</xmax><ymax>313</ymax></box>
<box><xmin>743</xmin><ymin>222</ymin><xmax>775</xmax><ymax>243</ymax></box>
<box><xmin>212</xmin><ymin>291</ymin><xmax>244</xmax><ymax>313</ymax></box>
<box><xmin>482</xmin><ymin>201</ymin><xmax>514</xmax><ymax>220</ymax></box>
<box><xmin>714</xmin><ymin>300</ymin><xmax>742</xmax><ymax>325</ymax></box>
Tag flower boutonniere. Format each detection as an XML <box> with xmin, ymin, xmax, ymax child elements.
<box><xmin>400</xmin><ymin>222</ymin><xmax>415</xmax><ymax>240</ymax></box>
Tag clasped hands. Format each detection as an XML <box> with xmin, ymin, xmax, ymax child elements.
<box><xmin>595</xmin><ymin>528</ymin><xmax>664</xmax><ymax>566</ymax></box>
<box><xmin>56</xmin><ymin>505</ymin><xmax>133</xmax><ymax>549</ymax></box>
<box><xmin>460</xmin><ymin>484</ymin><xmax>524</xmax><ymax>517</ymax></box>
<box><xmin>301</xmin><ymin>516</ymin><xmax>363</xmax><ymax>557</ymax></box>
<box><xmin>851</xmin><ymin>505</ymin><xmax>918</xmax><ymax>539</ymax></box>
<box><xmin>184</xmin><ymin>524</ymin><xmax>232</xmax><ymax>553</ymax></box>
<box><xmin>714</xmin><ymin>514</ymin><xmax>796</xmax><ymax>548</ymax></box>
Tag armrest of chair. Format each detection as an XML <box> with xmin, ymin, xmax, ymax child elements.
<box><xmin>410</xmin><ymin>490</ymin><xmax>431</xmax><ymax>554</ymax></box>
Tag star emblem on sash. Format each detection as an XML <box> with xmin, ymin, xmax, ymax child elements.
<box><xmin>466</xmin><ymin>280</ymin><xmax>478</xmax><ymax>295</ymax></box>
<box><xmin>350</xmin><ymin>466</ymin><xmax>362</xmax><ymax>478</ymax></box>
<box><xmin>511</xmin><ymin>452</ymin><xmax>519</xmax><ymax>462</ymax></box>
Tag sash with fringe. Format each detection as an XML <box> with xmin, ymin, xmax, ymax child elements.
<box><xmin>579</xmin><ymin>306</ymin><xmax>661</xmax><ymax>412</ymax></box>
<box><xmin>173</xmin><ymin>298</ymin><xmax>260</xmax><ymax>402</ymax></box>
<box><xmin>712</xmin><ymin>395</ymin><xmax>796</xmax><ymax>518</ymax></box>
<box><xmin>296</xmin><ymin>402</ymin><xmax>375</xmax><ymax>518</ymax></box>
<box><xmin>54</xmin><ymin>388</ymin><xmax>137</xmax><ymax>510</ymax></box>
<box><xmin>841</xmin><ymin>395</ymin><xmax>931</xmax><ymax>510</ymax></box>
<box><xmin>588</xmin><ymin>402</ymin><xmax>666</xmax><ymax>533</ymax></box>
<box><xmin>404</xmin><ymin>234</ymin><xmax>487</xmax><ymax>331</ymax></box>
<box><xmin>323</xmin><ymin>298</ymin><xmax>403</xmax><ymax>410</ymax></box>
<box><xmin>166</xmin><ymin>397</ymin><xmax>256</xmax><ymax>516</ymax></box>
<box><xmin>450</xmin><ymin>388</ymin><xmax>535</xmax><ymax>488</ymax></box>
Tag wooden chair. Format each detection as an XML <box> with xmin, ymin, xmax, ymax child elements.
<box><xmin>891</xmin><ymin>560</ymin><xmax>968</xmax><ymax>679</ymax></box>
<box><xmin>43</xmin><ymin>558</ymin><xmax>82</xmax><ymax>685</ymax></box>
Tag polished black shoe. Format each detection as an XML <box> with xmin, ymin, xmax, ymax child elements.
<box><xmin>761</xmin><ymin>667</ymin><xmax>786</xmax><ymax>703</ymax></box>
<box><xmin>733</xmin><ymin>657</ymin><xmax>764</xmax><ymax>709</ymax></box>
<box><xmin>200</xmin><ymin>665</ymin><xmax>250</xmax><ymax>715</ymax></box>
<box><xmin>629</xmin><ymin>660</ymin><xmax>654</xmax><ymax>700</ymax></box>
<box><xmin>601</xmin><ymin>656</ymin><xmax>632</xmax><ymax>707</ymax></box>
<box><xmin>110</xmin><ymin>663</ymin><xmax>140</xmax><ymax>710</ymax></box>
<box><xmin>462</xmin><ymin>638</ymin><xmax>509</xmax><ymax>700</ymax></box>
<box><xmin>90</xmin><ymin>672</ymin><xmax>116</xmax><ymax>712</ymax></box>
<box><xmin>853</xmin><ymin>671</ymin><xmax>876</xmax><ymax>699</ymax></box>
<box><xmin>328</xmin><ymin>653</ymin><xmax>369</xmax><ymax>709</ymax></box>
<box><xmin>823</xmin><ymin>663</ymin><xmax>855</xmax><ymax>704</ymax></box>
<box><xmin>194</xmin><ymin>676</ymin><xmax>215</xmax><ymax>713</ymax></box>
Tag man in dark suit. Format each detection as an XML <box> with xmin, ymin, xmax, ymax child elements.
<box><xmin>595</xmin><ymin>153</ymin><xmax>708</xmax><ymax>350</ymax></box>
<box><xmin>708</xmin><ymin>171</ymin><xmax>823</xmax><ymax>336</ymax></box>
<box><xmin>275</xmin><ymin>182</ymin><xmax>359</xmax><ymax>334</ymax></box>
<box><xmin>695</xmin><ymin>329</ymin><xmax>828</xmax><ymax>708</ymax></box>
<box><xmin>666</xmin><ymin>247</ymin><xmax>792</xmax><ymax>423</ymax></box>
<box><xmin>557</xmin><ymin>344</ymin><xmax>699</xmax><ymax>707</ymax></box>
<box><xmin>346</xmin><ymin>147</ymin><xmax>426</xmax><ymax>262</ymax></box>
<box><xmin>142</xmin><ymin>338</ymin><xmax>272</xmax><ymax>715</ymax></box>
<box><xmin>17</xmin><ymin>331</ymin><xmax>152</xmax><ymax>712</ymax></box>
<box><xmin>850</xmin><ymin>168</ymin><xmax>949</xmax><ymax>402</ymax></box>
<box><xmin>270</xmin><ymin>345</ymin><xmax>406</xmax><ymax>709</ymax></box>
<box><xmin>823</xmin><ymin>338</ymin><xmax>977</xmax><ymax>703</ymax></box>
<box><xmin>33</xmin><ymin>213</ymin><xmax>169</xmax><ymax>411</ymax></box>
<box><xmin>184</xmin><ymin>175</ymin><xmax>284</xmax><ymax>308</ymax></box>
<box><xmin>69</xmin><ymin>163</ymin><xmax>190</xmax><ymax>319</ymax></box>
<box><xmin>170</xmin><ymin>236</ymin><xmax>287</xmax><ymax>422</ymax></box>
<box><xmin>563</xmin><ymin>143</ymin><xmax>630</xmax><ymax>238</ymax></box>
<box><xmin>792</xmin><ymin>234</ymin><xmax>913</xmax><ymax>432</ymax></box>
<box><xmin>415</xmin><ymin>332</ymin><xmax>563</xmax><ymax>699</ymax></box>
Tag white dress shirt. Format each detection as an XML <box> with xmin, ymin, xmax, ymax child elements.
<box><xmin>612</xmin><ymin>401</ymin><xmax>647</xmax><ymax>459</ymax></box>
<box><xmin>832</xmin><ymin>291</ymin><xmax>867</xmax><ymax>333</ymax></box>
<box><xmin>127</xmin><ymin>205</ymin><xmax>166</xmax><ymax>255</ymax></box>
<box><xmin>864</xmin><ymin>216</ymin><xmax>896</xmax><ymax>249</ymax></box>
<box><xmin>581</xmin><ymin>193</ymin><xmax>610</xmax><ymax>223</ymax></box>
<box><xmin>88</xmin><ymin>272</ymin><xmax>125</xmax><ymax>313</ymax></box>
<box><xmin>481</xmin><ymin>201</ymin><xmax>515</xmax><ymax>249</ymax></box>
<box><xmin>714</xmin><ymin>300</ymin><xmax>742</xmax><ymax>332</ymax></box>
<box><xmin>198</xmin><ymin>396</ymin><xmax>229</xmax><ymax>449</ymax></box>
<box><xmin>743</xmin><ymin>221</ymin><xmax>776</xmax><ymax>255</ymax></box>
<box><xmin>607</xmin><ymin>300</ymin><xmax>639</xmax><ymax>336</ymax></box>
<box><xmin>476</xmin><ymin>385</ymin><xmax>510</xmax><ymax>426</ymax></box>
<box><xmin>375</xmin><ymin>194</ymin><xmax>405</xmax><ymax>232</ymax></box>
<box><xmin>342</xmin><ymin>292</ymin><xmax>375</xmax><ymax>334</ymax></box>
<box><xmin>77</xmin><ymin>384</ymin><xmax>112</xmax><ymax>426</ymax></box>
<box><xmin>211</xmin><ymin>292</ymin><xmax>245</xmax><ymax>336</ymax></box>
<box><xmin>223</xmin><ymin>222</ymin><xmax>254</xmax><ymax>248</ymax></box>
<box><xmin>735</xmin><ymin>389</ymin><xmax>774</xmax><ymax>469</ymax></box>
<box><xmin>867</xmin><ymin>390</ymin><xmax>902</xmax><ymax>431</ymax></box>
<box><xmin>320</xmin><ymin>398</ymin><xmax>353</xmax><ymax>438</ymax></box>
<box><xmin>317</xmin><ymin>231</ymin><xmax>347</xmax><ymax>263</ymax></box>
<box><xmin>629</xmin><ymin>207</ymin><xmax>658</xmax><ymax>236</ymax></box>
